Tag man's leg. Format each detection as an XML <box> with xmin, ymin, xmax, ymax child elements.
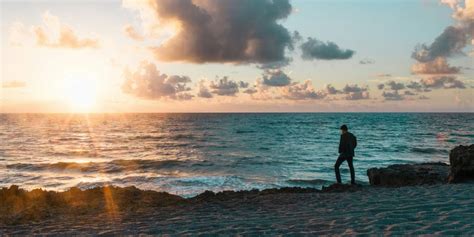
<box><xmin>347</xmin><ymin>156</ymin><xmax>355</xmax><ymax>184</ymax></box>
<box><xmin>334</xmin><ymin>155</ymin><xmax>345</xmax><ymax>183</ymax></box>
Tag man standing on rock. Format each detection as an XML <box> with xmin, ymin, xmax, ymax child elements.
<box><xmin>335</xmin><ymin>124</ymin><xmax>357</xmax><ymax>185</ymax></box>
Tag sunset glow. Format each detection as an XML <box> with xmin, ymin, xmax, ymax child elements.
<box><xmin>62</xmin><ymin>74</ymin><xmax>99</xmax><ymax>112</ymax></box>
<box><xmin>1</xmin><ymin>0</ymin><xmax>473</xmax><ymax>113</ymax></box>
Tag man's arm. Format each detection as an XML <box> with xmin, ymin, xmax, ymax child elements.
<box><xmin>338</xmin><ymin>135</ymin><xmax>343</xmax><ymax>153</ymax></box>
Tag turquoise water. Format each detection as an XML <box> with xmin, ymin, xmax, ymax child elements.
<box><xmin>1</xmin><ymin>113</ymin><xmax>473</xmax><ymax>196</ymax></box>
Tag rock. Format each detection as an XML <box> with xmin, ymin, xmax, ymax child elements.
<box><xmin>367</xmin><ymin>162</ymin><xmax>449</xmax><ymax>187</ymax></box>
<box><xmin>321</xmin><ymin>183</ymin><xmax>362</xmax><ymax>192</ymax></box>
<box><xmin>448</xmin><ymin>144</ymin><xmax>474</xmax><ymax>183</ymax></box>
<box><xmin>190</xmin><ymin>187</ymin><xmax>319</xmax><ymax>203</ymax></box>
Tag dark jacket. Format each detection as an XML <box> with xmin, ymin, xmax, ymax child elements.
<box><xmin>339</xmin><ymin>132</ymin><xmax>357</xmax><ymax>157</ymax></box>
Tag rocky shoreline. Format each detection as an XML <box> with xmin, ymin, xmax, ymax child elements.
<box><xmin>1</xmin><ymin>144</ymin><xmax>473</xmax><ymax>234</ymax></box>
<box><xmin>367</xmin><ymin>144</ymin><xmax>473</xmax><ymax>186</ymax></box>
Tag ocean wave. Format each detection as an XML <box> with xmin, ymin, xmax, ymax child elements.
<box><xmin>6</xmin><ymin>159</ymin><xmax>205</xmax><ymax>173</ymax></box>
<box><xmin>411</xmin><ymin>147</ymin><xmax>447</xmax><ymax>154</ymax></box>
<box><xmin>235</xmin><ymin>129</ymin><xmax>256</xmax><ymax>134</ymax></box>
<box><xmin>132</xmin><ymin>135</ymin><xmax>165</xmax><ymax>140</ymax></box>
<box><xmin>449</xmin><ymin>132</ymin><xmax>474</xmax><ymax>138</ymax></box>
<box><xmin>46</xmin><ymin>150</ymin><xmax>102</xmax><ymax>157</ymax></box>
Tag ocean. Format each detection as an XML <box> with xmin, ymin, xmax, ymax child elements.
<box><xmin>1</xmin><ymin>113</ymin><xmax>473</xmax><ymax>197</ymax></box>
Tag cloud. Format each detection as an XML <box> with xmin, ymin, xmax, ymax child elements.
<box><xmin>412</xmin><ymin>26</ymin><xmax>467</xmax><ymax>62</ymax></box>
<box><xmin>325</xmin><ymin>84</ymin><xmax>342</xmax><ymax>94</ymax></box>
<box><xmin>386</xmin><ymin>80</ymin><xmax>405</xmax><ymax>90</ymax></box>
<box><xmin>382</xmin><ymin>90</ymin><xmax>404</xmax><ymax>101</ymax></box>
<box><xmin>242</xmin><ymin>87</ymin><xmax>258</xmax><ymax>94</ymax></box>
<box><xmin>238</xmin><ymin>81</ymin><xmax>249</xmax><ymax>88</ymax></box>
<box><xmin>125</xmin><ymin>0</ymin><xmax>294</xmax><ymax>64</ymax></box>
<box><xmin>411</xmin><ymin>57</ymin><xmax>460</xmax><ymax>74</ymax></box>
<box><xmin>442</xmin><ymin>0</ymin><xmax>474</xmax><ymax>29</ymax></box>
<box><xmin>420</xmin><ymin>76</ymin><xmax>466</xmax><ymax>89</ymax></box>
<box><xmin>262</xmin><ymin>70</ymin><xmax>292</xmax><ymax>87</ymax></box>
<box><xmin>411</xmin><ymin>1</ymin><xmax>473</xmax><ymax>75</ymax></box>
<box><xmin>282</xmin><ymin>81</ymin><xmax>326</xmax><ymax>100</ymax></box>
<box><xmin>122</xmin><ymin>61</ymin><xmax>192</xmax><ymax>100</ymax></box>
<box><xmin>342</xmin><ymin>84</ymin><xmax>367</xmax><ymax>93</ymax></box>
<box><xmin>342</xmin><ymin>84</ymin><xmax>370</xmax><ymax>100</ymax></box>
<box><xmin>345</xmin><ymin>91</ymin><xmax>370</xmax><ymax>100</ymax></box>
<box><xmin>377</xmin><ymin>75</ymin><xmax>467</xmax><ymax>101</ymax></box>
<box><xmin>359</xmin><ymin>58</ymin><xmax>375</xmax><ymax>64</ymax></box>
<box><xmin>406</xmin><ymin>81</ymin><xmax>425</xmax><ymax>92</ymax></box>
<box><xmin>197</xmin><ymin>80</ymin><xmax>213</xmax><ymax>98</ymax></box>
<box><xmin>441</xmin><ymin>0</ymin><xmax>459</xmax><ymax>9</ymax></box>
<box><xmin>257</xmin><ymin>58</ymin><xmax>292</xmax><ymax>70</ymax></box>
<box><xmin>123</xmin><ymin>24</ymin><xmax>144</xmax><ymax>41</ymax></box>
<box><xmin>197</xmin><ymin>77</ymin><xmax>255</xmax><ymax>98</ymax></box>
<box><xmin>2</xmin><ymin>80</ymin><xmax>26</xmax><ymax>88</ymax></box>
<box><xmin>300</xmin><ymin>37</ymin><xmax>355</xmax><ymax>60</ymax></box>
<box><xmin>208</xmin><ymin>76</ymin><xmax>243</xmax><ymax>96</ymax></box>
<box><xmin>175</xmin><ymin>93</ymin><xmax>194</xmax><ymax>100</ymax></box>
<box><xmin>32</xmin><ymin>12</ymin><xmax>99</xmax><ymax>49</ymax></box>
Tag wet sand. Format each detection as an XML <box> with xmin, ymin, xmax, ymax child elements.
<box><xmin>1</xmin><ymin>183</ymin><xmax>473</xmax><ymax>235</ymax></box>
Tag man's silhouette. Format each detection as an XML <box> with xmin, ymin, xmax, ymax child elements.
<box><xmin>335</xmin><ymin>124</ymin><xmax>357</xmax><ymax>184</ymax></box>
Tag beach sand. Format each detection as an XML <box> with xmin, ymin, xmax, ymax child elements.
<box><xmin>1</xmin><ymin>183</ymin><xmax>473</xmax><ymax>235</ymax></box>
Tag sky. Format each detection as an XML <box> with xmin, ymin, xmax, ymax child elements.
<box><xmin>1</xmin><ymin>0</ymin><xmax>473</xmax><ymax>113</ymax></box>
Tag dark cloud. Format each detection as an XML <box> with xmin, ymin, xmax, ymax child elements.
<box><xmin>262</xmin><ymin>70</ymin><xmax>292</xmax><ymax>87</ymax></box>
<box><xmin>420</xmin><ymin>76</ymin><xmax>466</xmax><ymax>89</ymax></box>
<box><xmin>257</xmin><ymin>58</ymin><xmax>292</xmax><ymax>70</ymax></box>
<box><xmin>122</xmin><ymin>61</ymin><xmax>192</xmax><ymax>100</ymax></box>
<box><xmin>198</xmin><ymin>77</ymin><xmax>253</xmax><ymax>97</ymax></box>
<box><xmin>342</xmin><ymin>84</ymin><xmax>369</xmax><ymax>100</ymax></box>
<box><xmin>300</xmin><ymin>37</ymin><xmax>355</xmax><ymax>60</ymax></box>
<box><xmin>412</xmin><ymin>26</ymin><xmax>467</xmax><ymax>63</ymax></box>
<box><xmin>386</xmin><ymin>81</ymin><xmax>405</xmax><ymax>91</ymax></box>
<box><xmin>130</xmin><ymin>0</ymin><xmax>295</xmax><ymax>64</ymax></box>
<box><xmin>359</xmin><ymin>59</ymin><xmax>375</xmax><ymax>64</ymax></box>
<box><xmin>382</xmin><ymin>90</ymin><xmax>404</xmax><ymax>101</ymax></box>
<box><xmin>343</xmin><ymin>84</ymin><xmax>367</xmax><ymax>93</ymax></box>
<box><xmin>282</xmin><ymin>81</ymin><xmax>326</xmax><ymax>100</ymax></box>
<box><xmin>406</xmin><ymin>81</ymin><xmax>425</xmax><ymax>92</ymax></box>
<box><xmin>209</xmin><ymin>76</ymin><xmax>241</xmax><ymax>96</ymax></box>
<box><xmin>2</xmin><ymin>80</ymin><xmax>26</xmax><ymax>88</ymax></box>
<box><xmin>238</xmin><ymin>81</ymin><xmax>249</xmax><ymax>88</ymax></box>
<box><xmin>325</xmin><ymin>84</ymin><xmax>341</xmax><ymax>95</ymax></box>
<box><xmin>378</xmin><ymin>75</ymin><xmax>467</xmax><ymax>101</ymax></box>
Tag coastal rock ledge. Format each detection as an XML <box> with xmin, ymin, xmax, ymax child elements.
<box><xmin>449</xmin><ymin>144</ymin><xmax>474</xmax><ymax>183</ymax></box>
<box><xmin>367</xmin><ymin>162</ymin><xmax>449</xmax><ymax>187</ymax></box>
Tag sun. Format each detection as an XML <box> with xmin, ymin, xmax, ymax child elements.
<box><xmin>62</xmin><ymin>74</ymin><xmax>99</xmax><ymax>112</ymax></box>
